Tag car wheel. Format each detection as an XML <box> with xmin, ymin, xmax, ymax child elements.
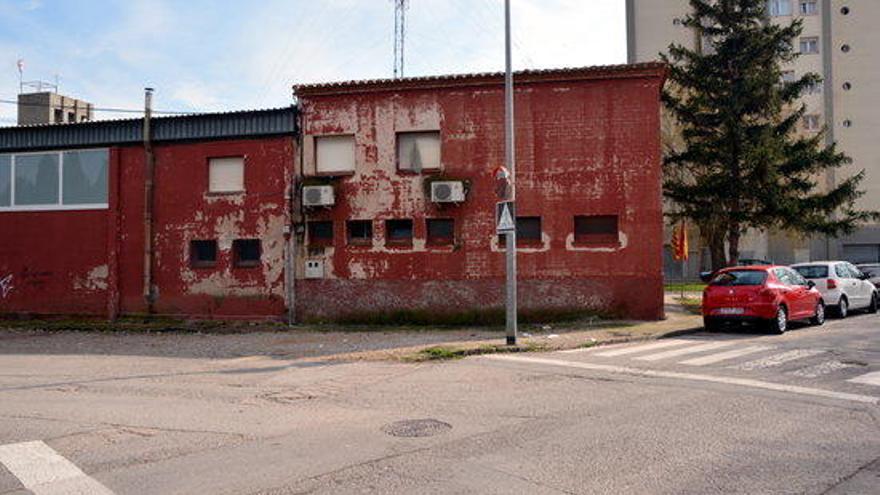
<box><xmin>869</xmin><ymin>292</ymin><xmax>878</xmax><ymax>314</ymax></box>
<box><xmin>836</xmin><ymin>297</ymin><xmax>849</xmax><ymax>319</ymax></box>
<box><xmin>703</xmin><ymin>317</ymin><xmax>720</xmax><ymax>332</ymax></box>
<box><xmin>809</xmin><ymin>301</ymin><xmax>826</xmax><ymax>326</ymax></box>
<box><xmin>768</xmin><ymin>306</ymin><xmax>788</xmax><ymax>334</ymax></box>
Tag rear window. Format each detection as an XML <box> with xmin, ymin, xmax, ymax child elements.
<box><xmin>710</xmin><ymin>270</ymin><xmax>768</xmax><ymax>286</ymax></box>
<box><xmin>793</xmin><ymin>265</ymin><xmax>829</xmax><ymax>279</ymax></box>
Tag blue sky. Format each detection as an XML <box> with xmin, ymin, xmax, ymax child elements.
<box><xmin>0</xmin><ymin>0</ymin><xmax>626</xmax><ymax>123</ymax></box>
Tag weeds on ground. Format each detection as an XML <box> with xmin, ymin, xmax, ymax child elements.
<box><xmin>408</xmin><ymin>341</ymin><xmax>550</xmax><ymax>362</ymax></box>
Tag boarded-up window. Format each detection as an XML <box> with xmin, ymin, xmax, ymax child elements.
<box><xmin>190</xmin><ymin>240</ymin><xmax>217</xmax><ymax>268</ymax></box>
<box><xmin>397</xmin><ymin>131</ymin><xmax>440</xmax><ymax>172</ymax></box>
<box><xmin>308</xmin><ymin>221</ymin><xmax>334</xmax><ymax>246</ymax></box>
<box><xmin>209</xmin><ymin>157</ymin><xmax>244</xmax><ymax>193</ymax></box>
<box><xmin>385</xmin><ymin>219</ymin><xmax>413</xmax><ymax>244</ymax></box>
<box><xmin>575</xmin><ymin>215</ymin><xmax>618</xmax><ymax>244</ymax></box>
<box><xmin>427</xmin><ymin>218</ymin><xmax>454</xmax><ymax>245</ymax></box>
<box><xmin>233</xmin><ymin>239</ymin><xmax>261</xmax><ymax>268</ymax></box>
<box><xmin>347</xmin><ymin>220</ymin><xmax>373</xmax><ymax>245</ymax></box>
<box><xmin>316</xmin><ymin>135</ymin><xmax>356</xmax><ymax>174</ymax></box>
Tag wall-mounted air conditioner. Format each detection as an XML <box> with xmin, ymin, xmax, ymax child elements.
<box><xmin>302</xmin><ymin>185</ymin><xmax>335</xmax><ymax>207</ymax></box>
<box><xmin>430</xmin><ymin>181</ymin><xmax>465</xmax><ymax>203</ymax></box>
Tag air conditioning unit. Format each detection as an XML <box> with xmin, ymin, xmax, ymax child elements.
<box><xmin>302</xmin><ymin>185</ymin><xmax>335</xmax><ymax>207</ymax></box>
<box><xmin>431</xmin><ymin>181</ymin><xmax>465</xmax><ymax>203</ymax></box>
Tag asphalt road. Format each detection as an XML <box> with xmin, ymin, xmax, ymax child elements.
<box><xmin>0</xmin><ymin>313</ymin><xmax>878</xmax><ymax>494</ymax></box>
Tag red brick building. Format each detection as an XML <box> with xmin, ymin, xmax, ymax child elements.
<box><xmin>0</xmin><ymin>63</ymin><xmax>666</xmax><ymax>322</ymax></box>
<box><xmin>0</xmin><ymin>109</ymin><xmax>296</xmax><ymax>319</ymax></box>
<box><xmin>293</xmin><ymin>63</ymin><xmax>667</xmax><ymax>321</ymax></box>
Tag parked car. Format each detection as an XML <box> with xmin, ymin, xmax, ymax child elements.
<box><xmin>791</xmin><ymin>261</ymin><xmax>878</xmax><ymax>318</ymax></box>
<box><xmin>857</xmin><ymin>263</ymin><xmax>880</xmax><ymax>286</ymax></box>
<box><xmin>699</xmin><ymin>258</ymin><xmax>775</xmax><ymax>282</ymax></box>
<box><xmin>702</xmin><ymin>265</ymin><xmax>824</xmax><ymax>334</ymax></box>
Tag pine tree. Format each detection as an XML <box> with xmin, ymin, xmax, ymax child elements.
<box><xmin>661</xmin><ymin>0</ymin><xmax>878</xmax><ymax>270</ymax></box>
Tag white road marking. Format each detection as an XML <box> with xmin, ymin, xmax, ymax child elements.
<box><xmin>680</xmin><ymin>345</ymin><xmax>773</xmax><ymax>366</ymax></box>
<box><xmin>849</xmin><ymin>371</ymin><xmax>880</xmax><ymax>387</ymax></box>
<box><xmin>483</xmin><ymin>355</ymin><xmax>879</xmax><ymax>404</ymax></box>
<box><xmin>594</xmin><ymin>339</ymin><xmax>694</xmax><ymax>357</ymax></box>
<box><xmin>734</xmin><ymin>349</ymin><xmax>825</xmax><ymax>371</ymax></box>
<box><xmin>790</xmin><ymin>361</ymin><xmax>858</xmax><ymax>379</ymax></box>
<box><xmin>635</xmin><ymin>341</ymin><xmax>735</xmax><ymax>362</ymax></box>
<box><xmin>0</xmin><ymin>440</ymin><xmax>114</xmax><ymax>495</ymax></box>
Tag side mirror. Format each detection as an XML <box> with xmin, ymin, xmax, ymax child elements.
<box><xmin>700</xmin><ymin>271</ymin><xmax>713</xmax><ymax>283</ymax></box>
<box><xmin>859</xmin><ymin>272</ymin><xmax>870</xmax><ymax>280</ymax></box>
<box><xmin>807</xmin><ymin>280</ymin><xmax>816</xmax><ymax>289</ymax></box>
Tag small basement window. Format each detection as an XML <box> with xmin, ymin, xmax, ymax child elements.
<box><xmin>397</xmin><ymin>131</ymin><xmax>441</xmax><ymax>172</ymax></box>
<box><xmin>575</xmin><ymin>215</ymin><xmax>619</xmax><ymax>244</ymax></box>
<box><xmin>315</xmin><ymin>135</ymin><xmax>356</xmax><ymax>174</ymax></box>
<box><xmin>208</xmin><ymin>157</ymin><xmax>244</xmax><ymax>193</ymax></box>
<box><xmin>426</xmin><ymin>218</ymin><xmax>454</xmax><ymax>245</ymax></box>
<box><xmin>347</xmin><ymin>220</ymin><xmax>373</xmax><ymax>245</ymax></box>
<box><xmin>308</xmin><ymin>221</ymin><xmax>334</xmax><ymax>246</ymax></box>
<box><xmin>500</xmin><ymin>217</ymin><xmax>542</xmax><ymax>246</ymax></box>
<box><xmin>233</xmin><ymin>239</ymin><xmax>261</xmax><ymax>268</ymax></box>
<box><xmin>385</xmin><ymin>219</ymin><xmax>413</xmax><ymax>244</ymax></box>
<box><xmin>190</xmin><ymin>240</ymin><xmax>218</xmax><ymax>268</ymax></box>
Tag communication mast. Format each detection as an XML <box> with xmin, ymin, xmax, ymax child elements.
<box><xmin>393</xmin><ymin>0</ymin><xmax>409</xmax><ymax>78</ymax></box>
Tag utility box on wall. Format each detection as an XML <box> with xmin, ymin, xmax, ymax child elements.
<box><xmin>305</xmin><ymin>259</ymin><xmax>324</xmax><ymax>279</ymax></box>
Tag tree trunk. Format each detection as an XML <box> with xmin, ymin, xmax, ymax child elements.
<box><xmin>709</xmin><ymin>236</ymin><xmax>727</xmax><ymax>272</ymax></box>
<box><xmin>728</xmin><ymin>226</ymin><xmax>741</xmax><ymax>267</ymax></box>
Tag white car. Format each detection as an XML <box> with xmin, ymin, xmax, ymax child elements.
<box><xmin>792</xmin><ymin>261</ymin><xmax>878</xmax><ymax>318</ymax></box>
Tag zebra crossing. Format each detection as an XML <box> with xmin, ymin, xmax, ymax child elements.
<box><xmin>560</xmin><ymin>337</ymin><xmax>880</xmax><ymax>390</ymax></box>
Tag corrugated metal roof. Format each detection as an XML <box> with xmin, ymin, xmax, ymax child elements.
<box><xmin>0</xmin><ymin>107</ymin><xmax>297</xmax><ymax>152</ymax></box>
<box><xmin>293</xmin><ymin>62</ymin><xmax>667</xmax><ymax>96</ymax></box>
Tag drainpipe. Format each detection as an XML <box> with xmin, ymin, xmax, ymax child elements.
<box><xmin>143</xmin><ymin>88</ymin><xmax>156</xmax><ymax>313</ymax></box>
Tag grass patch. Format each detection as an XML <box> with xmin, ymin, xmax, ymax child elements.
<box><xmin>676</xmin><ymin>297</ymin><xmax>703</xmax><ymax>315</ymax></box>
<box><xmin>664</xmin><ymin>283</ymin><xmax>706</xmax><ymax>293</ymax></box>
<box><xmin>408</xmin><ymin>342</ymin><xmax>550</xmax><ymax>362</ymax></box>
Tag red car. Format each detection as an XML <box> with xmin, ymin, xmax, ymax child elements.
<box><xmin>702</xmin><ymin>265</ymin><xmax>825</xmax><ymax>333</ymax></box>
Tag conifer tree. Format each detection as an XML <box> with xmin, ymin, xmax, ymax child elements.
<box><xmin>661</xmin><ymin>0</ymin><xmax>877</xmax><ymax>270</ymax></box>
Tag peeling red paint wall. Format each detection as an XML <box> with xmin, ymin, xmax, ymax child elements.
<box><xmin>296</xmin><ymin>74</ymin><xmax>665</xmax><ymax>320</ymax></box>
<box><xmin>117</xmin><ymin>137</ymin><xmax>294</xmax><ymax>318</ymax></box>
<box><xmin>1</xmin><ymin>138</ymin><xmax>294</xmax><ymax>319</ymax></box>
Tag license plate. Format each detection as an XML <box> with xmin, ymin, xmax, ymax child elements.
<box><xmin>717</xmin><ymin>307</ymin><xmax>745</xmax><ymax>315</ymax></box>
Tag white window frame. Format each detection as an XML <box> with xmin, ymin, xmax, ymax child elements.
<box><xmin>799</xmin><ymin>0</ymin><xmax>817</xmax><ymax>15</ymax></box>
<box><xmin>768</xmin><ymin>0</ymin><xmax>792</xmax><ymax>16</ymax></box>
<box><xmin>0</xmin><ymin>148</ymin><xmax>110</xmax><ymax>212</ymax></box>
<box><xmin>803</xmin><ymin>114</ymin><xmax>821</xmax><ymax>131</ymax></box>
<box><xmin>800</xmin><ymin>37</ymin><xmax>819</xmax><ymax>54</ymax></box>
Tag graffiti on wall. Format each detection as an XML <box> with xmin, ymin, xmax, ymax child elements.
<box><xmin>0</xmin><ymin>274</ymin><xmax>12</xmax><ymax>298</ymax></box>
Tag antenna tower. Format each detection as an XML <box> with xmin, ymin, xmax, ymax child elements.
<box><xmin>393</xmin><ymin>0</ymin><xmax>409</xmax><ymax>78</ymax></box>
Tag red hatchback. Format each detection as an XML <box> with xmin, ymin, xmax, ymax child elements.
<box><xmin>702</xmin><ymin>266</ymin><xmax>825</xmax><ymax>333</ymax></box>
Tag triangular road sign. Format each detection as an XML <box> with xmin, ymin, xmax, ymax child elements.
<box><xmin>496</xmin><ymin>201</ymin><xmax>515</xmax><ymax>232</ymax></box>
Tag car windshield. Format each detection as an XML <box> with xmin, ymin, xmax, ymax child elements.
<box><xmin>793</xmin><ymin>265</ymin><xmax>829</xmax><ymax>279</ymax></box>
<box><xmin>710</xmin><ymin>270</ymin><xmax>768</xmax><ymax>286</ymax></box>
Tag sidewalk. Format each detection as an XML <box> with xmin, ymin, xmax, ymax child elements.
<box><xmin>0</xmin><ymin>296</ymin><xmax>704</xmax><ymax>363</ymax></box>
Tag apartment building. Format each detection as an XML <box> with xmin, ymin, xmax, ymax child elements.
<box><xmin>627</xmin><ymin>0</ymin><xmax>880</xmax><ymax>267</ymax></box>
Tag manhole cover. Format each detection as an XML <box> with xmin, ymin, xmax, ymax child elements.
<box><xmin>381</xmin><ymin>419</ymin><xmax>452</xmax><ymax>438</ymax></box>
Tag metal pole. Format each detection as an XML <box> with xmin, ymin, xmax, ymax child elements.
<box><xmin>143</xmin><ymin>88</ymin><xmax>155</xmax><ymax>313</ymax></box>
<box><xmin>504</xmin><ymin>0</ymin><xmax>518</xmax><ymax>346</ymax></box>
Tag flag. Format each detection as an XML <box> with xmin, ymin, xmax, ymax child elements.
<box><xmin>671</xmin><ymin>222</ymin><xmax>689</xmax><ymax>261</ymax></box>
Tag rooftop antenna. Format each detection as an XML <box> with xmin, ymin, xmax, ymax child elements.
<box><xmin>393</xmin><ymin>0</ymin><xmax>409</xmax><ymax>78</ymax></box>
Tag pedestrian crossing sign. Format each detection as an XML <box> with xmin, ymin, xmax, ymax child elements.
<box><xmin>496</xmin><ymin>201</ymin><xmax>515</xmax><ymax>233</ymax></box>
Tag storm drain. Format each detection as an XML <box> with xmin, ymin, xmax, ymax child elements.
<box><xmin>381</xmin><ymin>419</ymin><xmax>452</xmax><ymax>438</ymax></box>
